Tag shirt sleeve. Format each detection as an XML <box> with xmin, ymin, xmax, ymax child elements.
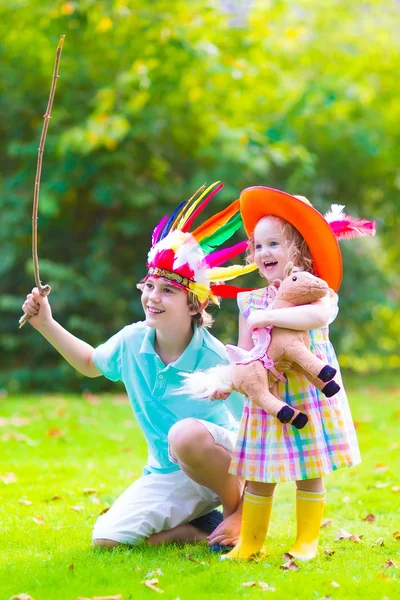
<box><xmin>92</xmin><ymin>329</ymin><xmax>124</xmax><ymax>382</ymax></box>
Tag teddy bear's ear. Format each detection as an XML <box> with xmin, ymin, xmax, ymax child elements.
<box><xmin>284</xmin><ymin>261</ymin><xmax>294</xmax><ymax>278</ymax></box>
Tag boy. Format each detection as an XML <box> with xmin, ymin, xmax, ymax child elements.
<box><xmin>22</xmin><ymin>184</ymin><xmax>253</xmax><ymax>547</ymax></box>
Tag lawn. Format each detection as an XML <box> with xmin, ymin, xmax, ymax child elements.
<box><xmin>1</xmin><ymin>377</ymin><xmax>399</xmax><ymax>600</ymax></box>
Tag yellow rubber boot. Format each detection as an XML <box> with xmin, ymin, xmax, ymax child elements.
<box><xmin>288</xmin><ymin>489</ymin><xmax>326</xmax><ymax>560</ymax></box>
<box><xmin>221</xmin><ymin>491</ymin><xmax>273</xmax><ymax>560</ymax></box>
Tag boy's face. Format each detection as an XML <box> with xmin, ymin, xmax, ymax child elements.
<box><xmin>141</xmin><ymin>276</ymin><xmax>196</xmax><ymax>331</ymax></box>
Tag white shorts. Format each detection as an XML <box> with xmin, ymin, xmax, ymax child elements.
<box><xmin>92</xmin><ymin>420</ymin><xmax>238</xmax><ymax>545</ymax></box>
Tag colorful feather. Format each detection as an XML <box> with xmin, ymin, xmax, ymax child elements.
<box><xmin>210</xmin><ymin>283</ymin><xmax>256</xmax><ymax>298</ymax></box>
<box><xmin>192</xmin><ymin>199</ymin><xmax>240</xmax><ymax>242</ymax></box>
<box><xmin>208</xmin><ymin>262</ymin><xmax>258</xmax><ymax>282</ymax></box>
<box><xmin>205</xmin><ymin>240</ymin><xmax>249</xmax><ymax>268</ymax></box>
<box><xmin>324</xmin><ymin>205</ymin><xmax>376</xmax><ymax>240</ymax></box>
<box><xmin>182</xmin><ymin>182</ymin><xmax>224</xmax><ymax>233</ymax></box>
<box><xmin>151</xmin><ymin>214</ymin><xmax>169</xmax><ymax>247</ymax></box>
<box><xmin>177</xmin><ymin>182</ymin><xmax>221</xmax><ymax>231</ymax></box>
<box><xmin>170</xmin><ymin>184</ymin><xmax>206</xmax><ymax>232</ymax></box>
<box><xmin>159</xmin><ymin>200</ymin><xmax>187</xmax><ymax>241</ymax></box>
<box><xmin>199</xmin><ymin>212</ymin><xmax>243</xmax><ymax>254</ymax></box>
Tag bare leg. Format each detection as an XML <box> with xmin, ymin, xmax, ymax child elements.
<box><xmin>168</xmin><ymin>418</ymin><xmax>244</xmax><ymax>517</ymax></box>
<box><xmin>147</xmin><ymin>524</ymin><xmax>207</xmax><ymax>545</ymax></box>
<box><xmin>93</xmin><ymin>524</ymin><xmax>207</xmax><ymax>548</ymax></box>
<box><xmin>296</xmin><ymin>477</ymin><xmax>324</xmax><ymax>492</ymax></box>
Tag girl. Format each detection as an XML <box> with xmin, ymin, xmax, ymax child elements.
<box><xmin>219</xmin><ymin>186</ymin><xmax>374</xmax><ymax>561</ymax></box>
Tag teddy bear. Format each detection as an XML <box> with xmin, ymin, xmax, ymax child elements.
<box><xmin>180</xmin><ymin>263</ymin><xmax>340</xmax><ymax>429</ymax></box>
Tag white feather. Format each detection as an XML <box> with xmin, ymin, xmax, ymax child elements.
<box><xmin>324</xmin><ymin>204</ymin><xmax>346</xmax><ymax>222</ymax></box>
<box><xmin>177</xmin><ymin>365</ymin><xmax>234</xmax><ymax>398</ymax></box>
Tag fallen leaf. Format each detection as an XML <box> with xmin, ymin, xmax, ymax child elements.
<box><xmin>321</xmin><ymin>519</ymin><xmax>332</xmax><ymax>528</ymax></box>
<box><xmin>33</xmin><ymin>516</ymin><xmax>45</xmax><ymax>525</ymax></box>
<box><xmin>392</xmin><ymin>486</ymin><xmax>400</xmax><ymax>493</ymax></box>
<box><xmin>185</xmin><ymin>553</ymin><xmax>206</xmax><ymax>565</ymax></box>
<box><xmin>280</xmin><ymin>559</ymin><xmax>299</xmax><ymax>571</ymax></box>
<box><xmin>83</xmin><ymin>488</ymin><xmax>98</xmax><ymax>495</ymax></box>
<box><xmin>99</xmin><ymin>507</ymin><xmax>110</xmax><ymax>515</ymax></box>
<box><xmin>324</xmin><ymin>549</ymin><xmax>335</xmax><ymax>556</ymax></box>
<box><xmin>145</xmin><ymin>569</ymin><xmax>163</xmax><ymax>578</ymax></box>
<box><xmin>393</xmin><ymin>531</ymin><xmax>400</xmax><ymax>541</ymax></box>
<box><xmin>1</xmin><ymin>472</ymin><xmax>17</xmax><ymax>484</ymax></box>
<box><xmin>375</xmin><ymin>463</ymin><xmax>389</xmax><ymax>473</ymax></box>
<box><xmin>335</xmin><ymin>529</ymin><xmax>362</xmax><ymax>542</ymax></box>
<box><xmin>375</xmin><ymin>482</ymin><xmax>390</xmax><ymax>489</ymax></box>
<box><xmin>46</xmin><ymin>494</ymin><xmax>64</xmax><ymax>502</ymax></box>
<box><xmin>69</xmin><ymin>563</ymin><xmax>74</xmax><ymax>570</ymax></box>
<box><xmin>258</xmin><ymin>581</ymin><xmax>276</xmax><ymax>591</ymax></box>
<box><xmin>11</xmin><ymin>417</ymin><xmax>30</xmax><ymax>427</ymax></box>
<box><xmin>342</xmin><ymin>496</ymin><xmax>351</xmax><ymax>503</ymax></box>
<box><xmin>11</xmin><ymin>595</ymin><xmax>34</xmax><ymax>600</ymax></box>
<box><xmin>331</xmin><ymin>581</ymin><xmax>340</xmax><ymax>588</ymax></box>
<box><xmin>70</xmin><ymin>505</ymin><xmax>84</xmax><ymax>512</ymax></box>
<box><xmin>47</xmin><ymin>428</ymin><xmax>63</xmax><ymax>437</ymax></box>
<box><xmin>93</xmin><ymin>596</ymin><xmax>123</xmax><ymax>600</ymax></box>
<box><xmin>242</xmin><ymin>581</ymin><xmax>275</xmax><ymax>591</ymax></box>
<box><xmin>363</xmin><ymin>513</ymin><xmax>376</xmax><ymax>522</ymax></box>
<box><xmin>383</xmin><ymin>559</ymin><xmax>398</xmax><ymax>569</ymax></box>
<box><xmin>372</xmin><ymin>538</ymin><xmax>385</xmax><ymax>547</ymax></box>
<box><xmin>91</xmin><ymin>497</ymin><xmax>100</xmax><ymax>504</ymax></box>
<box><xmin>2</xmin><ymin>432</ymin><xmax>36</xmax><ymax>445</ymax></box>
<box><xmin>142</xmin><ymin>579</ymin><xmax>164</xmax><ymax>593</ymax></box>
<box><xmin>19</xmin><ymin>499</ymin><xmax>33</xmax><ymax>506</ymax></box>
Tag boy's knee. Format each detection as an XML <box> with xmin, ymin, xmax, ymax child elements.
<box><xmin>168</xmin><ymin>418</ymin><xmax>213</xmax><ymax>462</ymax></box>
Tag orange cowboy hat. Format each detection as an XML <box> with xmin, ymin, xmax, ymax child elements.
<box><xmin>240</xmin><ymin>186</ymin><xmax>343</xmax><ymax>291</ymax></box>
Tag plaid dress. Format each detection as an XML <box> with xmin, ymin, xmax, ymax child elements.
<box><xmin>229</xmin><ymin>287</ymin><xmax>361</xmax><ymax>483</ymax></box>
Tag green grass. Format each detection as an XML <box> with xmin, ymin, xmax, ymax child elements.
<box><xmin>1</xmin><ymin>378</ymin><xmax>399</xmax><ymax>600</ymax></box>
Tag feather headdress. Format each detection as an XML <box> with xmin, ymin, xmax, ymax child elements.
<box><xmin>146</xmin><ymin>182</ymin><xmax>257</xmax><ymax>303</ymax></box>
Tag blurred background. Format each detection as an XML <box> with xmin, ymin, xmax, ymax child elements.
<box><xmin>1</xmin><ymin>0</ymin><xmax>399</xmax><ymax>393</ymax></box>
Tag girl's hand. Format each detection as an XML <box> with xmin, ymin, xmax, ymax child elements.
<box><xmin>22</xmin><ymin>287</ymin><xmax>53</xmax><ymax>330</ymax></box>
<box><xmin>210</xmin><ymin>391</ymin><xmax>231</xmax><ymax>401</ymax></box>
<box><xmin>247</xmin><ymin>310</ymin><xmax>272</xmax><ymax>332</ymax></box>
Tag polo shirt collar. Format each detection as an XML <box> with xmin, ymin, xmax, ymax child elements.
<box><xmin>139</xmin><ymin>325</ymin><xmax>203</xmax><ymax>372</ymax></box>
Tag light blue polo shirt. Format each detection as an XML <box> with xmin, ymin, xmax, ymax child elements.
<box><xmin>93</xmin><ymin>322</ymin><xmax>244</xmax><ymax>476</ymax></box>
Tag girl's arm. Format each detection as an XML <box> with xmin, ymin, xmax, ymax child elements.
<box><xmin>22</xmin><ymin>288</ymin><xmax>102</xmax><ymax>378</ymax></box>
<box><xmin>238</xmin><ymin>312</ymin><xmax>254</xmax><ymax>350</ymax></box>
<box><xmin>247</xmin><ymin>294</ymin><xmax>331</xmax><ymax>332</ymax></box>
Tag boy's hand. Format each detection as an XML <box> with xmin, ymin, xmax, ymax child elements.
<box><xmin>207</xmin><ymin>510</ymin><xmax>241</xmax><ymax>547</ymax></box>
<box><xmin>210</xmin><ymin>391</ymin><xmax>231</xmax><ymax>401</ymax></box>
<box><xmin>22</xmin><ymin>287</ymin><xmax>53</xmax><ymax>330</ymax></box>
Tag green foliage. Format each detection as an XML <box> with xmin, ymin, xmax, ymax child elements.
<box><xmin>1</xmin><ymin>0</ymin><xmax>399</xmax><ymax>390</ymax></box>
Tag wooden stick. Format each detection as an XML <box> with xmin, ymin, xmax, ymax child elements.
<box><xmin>19</xmin><ymin>35</ymin><xmax>65</xmax><ymax>328</ymax></box>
